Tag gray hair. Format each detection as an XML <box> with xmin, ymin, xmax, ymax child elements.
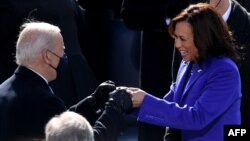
<box><xmin>45</xmin><ymin>111</ymin><xmax>94</xmax><ymax>141</ymax></box>
<box><xmin>16</xmin><ymin>22</ymin><xmax>61</xmax><ymax>65</ymax></box>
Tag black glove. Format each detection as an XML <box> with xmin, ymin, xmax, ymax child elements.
<box><xmin>68</xmin><ymin>96</ymin><xmax>99</xmax><ymax>125</ymax></box>
<box><xmin>91</xmin><ymin>80</ymin><xmax>116</xmax><ymax>110</ymax></box>
<box><xmin>106</xmin><ymin>87</ymin><xmax>132</xmax><ymax>113</ymax></box>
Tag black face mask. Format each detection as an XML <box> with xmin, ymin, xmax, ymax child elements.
<box><xmin>55</xmin><ymin>54</ymin><xmax>68</xmax><ymax>75</ymax></box>
<box><xmin>47</xmin><ymin>50</ymin><xmax>68</xmax><ymax>76</ymax></box>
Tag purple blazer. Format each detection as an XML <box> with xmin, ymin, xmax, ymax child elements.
<box><xmin>136</xmin><ymin>56</ymin><xmax>241</xmax><ymax>141</ymax></box>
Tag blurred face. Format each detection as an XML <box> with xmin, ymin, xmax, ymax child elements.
<box><xmin>173</xmin><ymin>21</ymin><xmax>199</xmax><ymax>62</ymax></box>
<box><xmin>209</xmin><ymin>0</ymin><xmax>228</xmax><ymax>16</ymax></box>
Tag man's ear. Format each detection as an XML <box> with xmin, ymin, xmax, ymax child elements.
<box><xmin>42</xmin><ymin>49</ymin><xmax>50</xmax><ymax>64</ymax></box>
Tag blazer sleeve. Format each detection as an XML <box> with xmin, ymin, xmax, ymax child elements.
<box><xmin>137</xmin><ymin>60</ymin><xmax>241</xmax><ymax>130</ymax></box>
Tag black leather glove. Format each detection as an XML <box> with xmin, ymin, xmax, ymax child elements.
<box><xmin>68</xmin><ymin>96</ymin><xmax>99</xmax><ymax>125</ymax></box>
<box><xmin>106</xmin><ymin>87</ymin><xmax>132</xmax><ymax>113</ymax></box>
<box><xmin>91</xmin><ymin>80</ymin><xmax>116</xmax><ymax>110</ymax></box>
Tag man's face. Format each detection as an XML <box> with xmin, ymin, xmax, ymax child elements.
<box><xmin>46</xmin><ymin>33</ymin><xmax>65</xmax><ymax>81</ymax></box>
<box><xmin>191</xmin><ymin>0</ymin><xmax>226</xmax><ymax>16</ymax></box>
<box><xmin>209</xmin><ymin>0</ymin><xmax>228</xmax><ymax>16</ymax></box>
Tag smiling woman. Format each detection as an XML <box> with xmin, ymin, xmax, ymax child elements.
<box><xmin>169</xmin><ymin>3</ymin><xmax>240</xmax><ymax>65</ymax></box>
<box><xmin>126</xmin><ymin>3</ymin><xmax>241</xmax><ymax>141</ymax></box>
<box><xmin>171</xmin><ymin>21</ymin><xmax>198</xmax><ymax>63</ymax></box>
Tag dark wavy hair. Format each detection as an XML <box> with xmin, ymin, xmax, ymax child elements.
<box><xmin>168</xmin><ymin>3</ymin><xmax>240</xmax><ymax>65</ymax></box>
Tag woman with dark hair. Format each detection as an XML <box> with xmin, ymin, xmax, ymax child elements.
<box><xmin>168</xmin><ymin>2</ymin><xmax>240</xmax><ymax>65</ymax></box>
<box><xmin>127</xmin><ymin>3</ymin><xmax>241</xmax><ymax>141</ymax></box>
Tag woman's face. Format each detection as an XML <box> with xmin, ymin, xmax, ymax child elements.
<box><xmin>173</xmin><ymin>21</ymin><xmax>199</xmax><ymax>62</ymax></box>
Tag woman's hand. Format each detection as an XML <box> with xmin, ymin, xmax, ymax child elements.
<box><xmin>126</xmin><ymin>87</ymin><xmax>146</xmax><ymax>108</ymax></box>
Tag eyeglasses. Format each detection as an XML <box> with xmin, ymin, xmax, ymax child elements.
<box><xmin>47</xmin><ymin>49</ymin><xmax>66</xmax><ymax>59</ymax></box>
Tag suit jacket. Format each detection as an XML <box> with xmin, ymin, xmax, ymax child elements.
<box><xmin>0</xmin><ymin>66</ymin><xmax>126</xmax><ymax>141</ymax></box>
<box><xmin>237</xmin><ymin>0</ymin><xmax>250</xmax><ymax>11</ymax></box>
<box><xmin>227</xmin><ymin>0</ymin><xmax>250</xmax><ymax>125</ymax></box>
<box><xmin>136</xmin><ymin>56</ymin><xmax>241</xmax><ymax>141</ymax></box>
<box><xmin>0</xmin><ymin>66</ymin><xmax>66</xmax><ymax>140</ymax></box>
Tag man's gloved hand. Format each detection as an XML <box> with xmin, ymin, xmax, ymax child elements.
<box><xmin>91</xmin><ymin>80</ymin><xmax>116</xmax><ymax>110</ymax></box>
<box><xmin>106</xmin><ymin>87</ymin><xmax>132</xmax><ymax>113</ymax></box>
<box><xmin>68</xmin><ymin>96</ymin><xmax>98</xmax><ymax>125</ymax></box>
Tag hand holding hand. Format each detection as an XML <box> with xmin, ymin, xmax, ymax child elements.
<box><xmin>106</xmin><ymin>87</ymin><xmax>132</xmax><ymax>113</ymax></box>
<box><xmin>126</xmin><ymin>87</ymin><xmax>146</xmax><ymax>108</ymax></box>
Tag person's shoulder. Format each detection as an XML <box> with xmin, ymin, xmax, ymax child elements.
<box><xmin>212</xmin><ymin>56</ymin><xmax>235</xmax><ymax>64</ymax></box>
<box><xmin>206</xmin><ymin>56</ymin><xmax>238</xmax><ymax>71</ymax></box>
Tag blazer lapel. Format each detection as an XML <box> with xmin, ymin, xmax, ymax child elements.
<box><xmin>174</xmin><ymin>62</ymin><xmax>192</xmax><ymax>102</ymax></box>
<box><xmin>180</xmin><ymin>64</ymin><xmax>204</xmax><ymax>102</ymax></box>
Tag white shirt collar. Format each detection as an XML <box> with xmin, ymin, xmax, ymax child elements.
<box><xmin>223</xmin><ymin>0</ymin><xmax>232</xmax><ymax>21</ymax></box>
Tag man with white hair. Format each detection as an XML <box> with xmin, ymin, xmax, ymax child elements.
<box><xmin>0</xmin><ymin>22</ymin><xmax>67</xmax><ymax>141</ymax></box>
<box><xmin>0</xmin><ymin>21</ymin><xmax>133</xmax><ymax>141</ymax></box>
<box><xmin>45</xmin><ymin>111</ymin><xmax>94</xmax><ymax>141</ymax></box>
